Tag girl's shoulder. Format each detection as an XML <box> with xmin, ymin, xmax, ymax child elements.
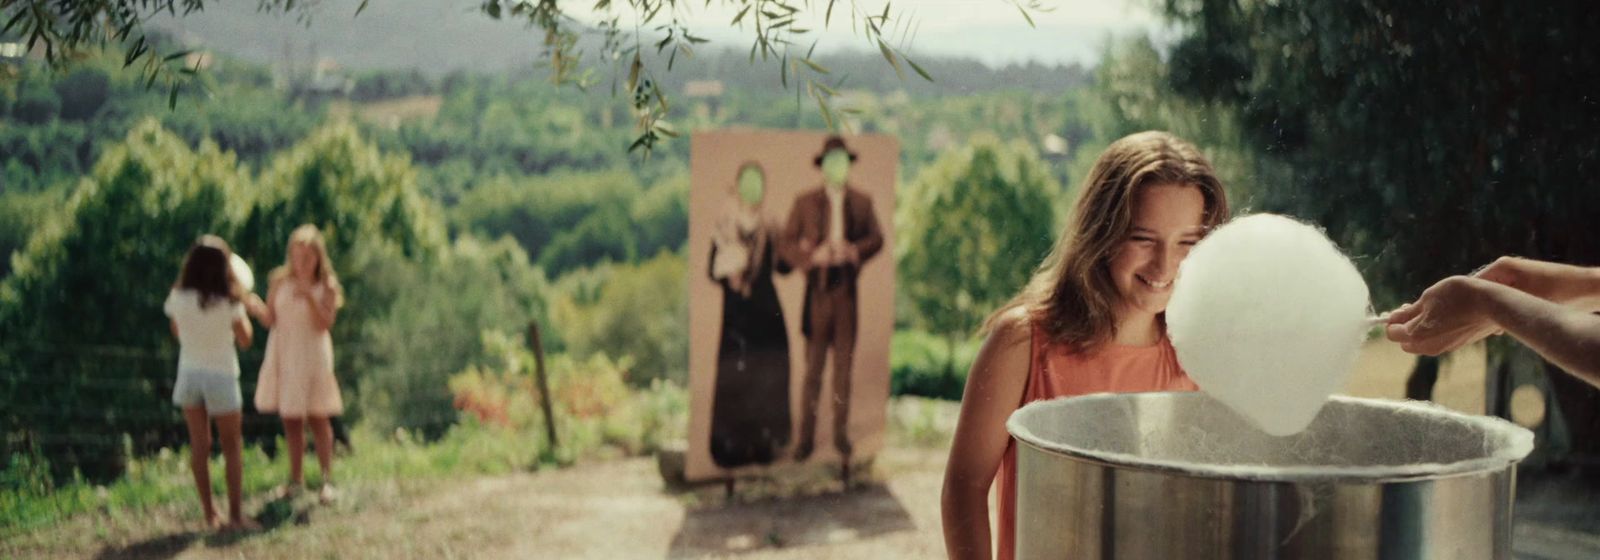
<box><xmin>995</xmin><ymin>306</ymin><xmax>1034</xmax><ymax>335</ymax></box>
<box><xmin>984</xmin><ymin>306</ymin><xmax>1037</xmax><ymax>357</ymax></box>
<box><xmin>165</xmin><ymin>287</ymin><xmax>200</xmax><ymax>304</ymax></box>
<box><xmin>267</xmin><ymin>266</ymin><xmax>292</xmax><ymax>287</ymax></box>
<box><xmin>163</xmin><ymin>288</ymin><xmax>189</xmax><ymax>314</ymax></box>
<box><xmin>266</xmin><ymin>274</ymin><xmax>290</xmax><ymax>292</ymax></box>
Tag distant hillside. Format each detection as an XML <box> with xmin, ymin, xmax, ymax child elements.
<box><xmin>148</xmin><ymin>0</ymin><xmax>1093</xmax><ymax>96</ymax></box>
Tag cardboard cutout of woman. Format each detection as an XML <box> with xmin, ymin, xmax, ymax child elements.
<box><xmin>707</xmin><ymin>162</ymin><xmax>793</xmax><ymax>468</ymax></box>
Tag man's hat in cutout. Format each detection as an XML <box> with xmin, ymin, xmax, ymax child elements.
<box><xmin>813</xmin><ymin>135</ymin><xmax>858</xmax><ymax>167</ymax></box>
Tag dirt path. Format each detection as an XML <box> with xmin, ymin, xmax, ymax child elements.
<box><xmin>13</xmin><ymin>444</ymin><xmax>950</xmax><ymax>560</ymax></box>
<box><xmin>7</xmin><ymin>395</ymin><xmax>958</xmax><ymax>560</ymax></box>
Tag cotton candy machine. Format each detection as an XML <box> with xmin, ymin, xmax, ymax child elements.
<box><xmin>1007</xmin><ymin>392</ymin><xmax>1534</xmax><ymax>559</ymax></box>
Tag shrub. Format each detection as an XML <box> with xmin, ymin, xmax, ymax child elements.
<box><xmin>890</xmin><ymin>330</ymin><xmax>981</xmax><ymax>401</ymax></box>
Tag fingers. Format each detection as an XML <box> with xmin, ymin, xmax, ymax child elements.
<box><xmin>1388</xmin><ymin>304</ymin><xmax>1447</xmax><ymax>355</ymax></box>
<box><xmin>1386</xmin><ymin>302</ymin><xmax>1421</xmax><ymax>325</ymax></box>
<box><xmin>1394</xmin><ymin>326</ymin><xmax>1445</xmax><ymax>356</ymax></box>
<box><xmin>1385</xmin><ymin>322</ymin><xmax>1414</xmax><ymax>343</ymax></box>
<box><xmin>1398</xmin><ymin>340</ymin><xmax>1443</xmax><ymax>357</ymax></box>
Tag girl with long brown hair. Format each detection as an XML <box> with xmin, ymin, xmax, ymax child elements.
<box><xmin>165</xmin><ymin>234</ymin><xmax>257</xmax><ymax>530</ymax></box>
<box><xmin>941</xmin><ymin>131</ymin><xmax>1230</xmax><ymax>559</ymax></box>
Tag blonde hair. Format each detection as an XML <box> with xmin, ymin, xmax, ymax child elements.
<box><xmin>985</xmin><ymin>131</ymin><xmax>1229</xmax><ymax>353</ymax></box>
<box><xmin>271</xmin><ymin>224</ymin><xmax>344</xmax><ymax>308</ymax></box>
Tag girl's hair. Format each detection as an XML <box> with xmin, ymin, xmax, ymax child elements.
<box><xmin>985</xmin><ymin>131</ymin><xmax>1230</xmax><ymax>353</ymax></box>
<box><xmin>270</xmin><ymin>224</ymin><xmax>344</xmax><ymax>308</ymax></box>
<box><xmin>175</xmin><ymin>235</ymin><xmax>241</xmax><ymax>309</ymax></box>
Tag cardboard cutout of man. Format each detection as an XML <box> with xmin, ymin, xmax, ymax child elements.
<box><xmin>782</xmin><ymin>135</ymin><xmax>884</xmax><ymax>467</ymax></box>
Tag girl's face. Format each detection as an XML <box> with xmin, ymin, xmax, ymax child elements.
<box><xmin>290</xmin><ymin>242</ymin><xmax>319</xmax><ymax>280</ymax></box>
<box><xmin>1108</xmin><ymin>183</ymin><xmax>1207</xmax><ymax>318</ymax></box>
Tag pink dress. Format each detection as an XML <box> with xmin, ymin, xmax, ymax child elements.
<box><xmin>993</xmin><ymin>323</ymin><xmax>1199</xmax><ymax>560</ymax></box>
<box><xmin>254</xmin><ymin>283</ymin><xmax>343</xmax><ymax>417</ymax></box>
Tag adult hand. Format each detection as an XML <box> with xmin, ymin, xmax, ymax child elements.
<box><xmin>1385</xmin><ymin>276</ymin><xmax>1501</xmax><ymax>356</ymax></box>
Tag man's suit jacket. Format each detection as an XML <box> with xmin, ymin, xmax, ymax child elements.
<box><xmin>782</xmin><ymin>185</ymin><xmax>884</xmax><ymax>337</ymax></box>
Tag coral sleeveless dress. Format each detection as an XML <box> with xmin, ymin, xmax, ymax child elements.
<box><xmin>993</xmin><ymin>323</ymin><xmax>1198</xmax><ymax>560</ymax></box>
<box><xmin>254</xmin><ymin>283</ymin><xmax>343</xmax><ymax>417</ymax></box>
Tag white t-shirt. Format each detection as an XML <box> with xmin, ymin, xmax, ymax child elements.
<box><xmin>163</xmin><ymin>288</ymin><xmax>245</xmax><ymax>376</ymax></box>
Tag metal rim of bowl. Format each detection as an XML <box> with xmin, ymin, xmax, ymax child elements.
<box><xmin>1006</xmin><ymin>392</ymin><xmax>1535</xmax><ymax>484</ymax></box>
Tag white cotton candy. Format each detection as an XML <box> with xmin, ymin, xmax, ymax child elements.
<box><xmin>230</xmin><ymin>253</ymin><xmax>255</xmax><ymax>293</ymax></box>
<box><xmin>1166</xmin><ymin>214</ymin><xmax>1371</xmax><ymax>437</ymax></box>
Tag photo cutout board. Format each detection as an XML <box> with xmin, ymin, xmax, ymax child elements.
<box><xmin>687</xmin><ymin>129</ymin><xmax>898</xmax><ymax>481</ymax></box>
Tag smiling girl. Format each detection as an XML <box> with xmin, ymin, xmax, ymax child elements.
<box><xmin>940</xmin><ymin>131</ymin><xmax>1231</xmax><ymax>560</ymax></box>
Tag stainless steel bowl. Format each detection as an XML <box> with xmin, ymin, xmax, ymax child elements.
<box><xmin>1006</xmin><ymin>392</ymin><xmax>1534</xmax><ymax>559</ymax></box>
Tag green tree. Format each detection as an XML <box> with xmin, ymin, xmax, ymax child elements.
<box><xmin>1159</xmin><ymin>0</ymin><xmax>1600</xmax><ymax>310</ymax></box>
<box><xmin>51</xmin><ymin>67</ymin><xmax>110</xmax><ymax>121</ymax></box>
<box><xmin>552</xmin><ymin>252</ymin><xmax>687</xmax><ymax>385</ymax></box>
<box><xmin>538</xmin><ymin>206</ymin><xmax>639</xmax><ymax>276</ymax></box>
<box><xmin>12</xmin><ymin>80</ymin><xmax>59</xmax><ymax>124</ymax></box>
<box><xmin>0</xmin><ymin>191</ymin><xmax>57</xmax><ymax>278</ymax></box>
<box><xmin>898</xmin><ymin>135</ymin><xmax>1057</xmax><ymax>375</ymax></box>
<box><xmin>449</xmin><ymin>169</ymin><xmax>650</xmax><ymax>271</ymax></box>
<box><xmin>1076</xmin><ymin>35</ymin><xmax>1276</xmax><ymax>212</ymax></box>
<box><xmin>0</xmin><ymin>121</ymin><xmax>93</xmax><ymax>194</ymax></box>
<box><xmin>1158</xmin><ymin>0</ymin><xmax>1600</xmax><ymax>458</ymax></box>
<box><xmin>629</xmin><ymin>174</ymin><xmax>689</xmax><ymax>258</ymax></box>
<box><xmin>159</xmin><ymin>88</ymin><xmax>319</xmax><ymax>166</ymax></box>
<box><xmin>237</xmin><ymin>120</ymin><xmax>444</xmax><ymax>269</ymax></box>
<box><xmin>352</xmin><ymin>236</ymin><xmax>550</xmax><ymax>438</ymax></box>
<box><xmin>0</xmin><ymin>119</ymin><xmax>252</xmax><ymax>481</ymax></box>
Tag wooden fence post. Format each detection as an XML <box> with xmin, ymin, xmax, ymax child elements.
<box><xmin>528</xmin><ymin>321</ymin><xmax>558</xmax><ymax>452</ymax></box>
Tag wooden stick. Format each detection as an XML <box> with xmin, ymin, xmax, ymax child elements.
<box><xmin>529</xmin><ymin>322</ymin><xmax>558</xmax><ymax>452</ymax></box>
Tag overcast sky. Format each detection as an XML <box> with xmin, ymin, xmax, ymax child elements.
<box><xmin>573</xmin><ymin>0</ymin><xmax>1171</xmax><ymax>66</ymax></box>
<box><xmin>151</xmin><ymin>0</ymin><xmax>1171</xmax><ymax>72</ymax></box>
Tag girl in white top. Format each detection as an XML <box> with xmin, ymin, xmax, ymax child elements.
<box><xmin>164</xmin><ymin>235</ymin><xmax>258</xmax><ymax>531</ymax></box>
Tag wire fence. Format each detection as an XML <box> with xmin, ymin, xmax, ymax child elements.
<box><xmin>2</xmin><ymin>341</ymin><xmax>480</xmax><ymax>481</ymax></box>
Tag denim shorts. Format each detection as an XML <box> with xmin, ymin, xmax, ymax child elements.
<box><xmin>172</xmin><ymin>368</ymin><xmax>243</xmax><ymax>415</ymax></box>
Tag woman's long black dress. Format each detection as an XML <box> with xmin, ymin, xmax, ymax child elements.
<box><xmin>708</xmin><ymin>226</ymin><xmax>792</xmax><ymax>468</ymax></box>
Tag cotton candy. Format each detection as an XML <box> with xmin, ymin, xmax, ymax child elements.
<box><xmin>1166</xmin><ymin>214</ymin><xmax>1371</xmax><ymax>436</ymax></box>
<box><xmin>230</xmin><ymin>253</ymin><xmax>255</xmax><ymax>293</ymax></box>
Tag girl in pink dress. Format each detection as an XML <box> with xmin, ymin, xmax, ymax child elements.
<box><xmin>940</xmin><ymin>131</ymin><xmax>1232</xmax><ymax>560</ymax></box>
<box><xmin>247</xmin><ymin>224</ymin><xmax>345</xmax><ymax>504</ymax></box>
